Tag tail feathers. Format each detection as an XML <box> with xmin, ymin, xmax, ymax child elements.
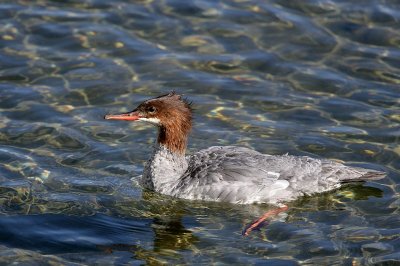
<box><xmin>341</xmin><ymin>168</ymin><xmax>386</xmax><ymax>183</ymax></box>
<box><xmin>359</xmin><ymin>170</ymin><xmax>386</xmax><ymax>181</ymax></box>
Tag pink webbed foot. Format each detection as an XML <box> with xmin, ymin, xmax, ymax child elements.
<box><xmin>242</xmin><ymin>205</ymin><xmax>288</xmax><ymax>236</ymax></box>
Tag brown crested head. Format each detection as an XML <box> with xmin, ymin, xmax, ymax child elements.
<box><xmin>105</xmin><ymin>91</ymin><xmax>193</xmax><ymax>154</ymax></box>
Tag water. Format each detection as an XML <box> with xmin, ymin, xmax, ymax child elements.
<box><xmin>0</xmin><ymin>0</ymin><xmax>399</xmax><ymax>264</ymax></box>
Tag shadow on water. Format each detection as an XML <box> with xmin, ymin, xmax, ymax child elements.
<box><xmin>96</xmin><ymin>217</ymin><xmax>199</xmax><ymax>264</ymax></box>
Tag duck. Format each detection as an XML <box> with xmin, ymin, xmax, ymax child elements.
<box><xmin>104</xmin><ymin>92</ymin><xmax>385</xmax><ymax>235</ymax></box>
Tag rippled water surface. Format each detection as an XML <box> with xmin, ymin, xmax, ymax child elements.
<box><xmin>1</xmin><ymin>0</ymin><xmax>399</xmax><ymax>265</ymax></box>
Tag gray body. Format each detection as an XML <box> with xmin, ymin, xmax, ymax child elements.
<box><xmin>141</xmin><ymin>145</ymin><xmax>385</xmax><ymax>205</ymax></box>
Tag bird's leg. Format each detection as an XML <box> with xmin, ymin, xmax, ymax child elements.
<box><xmin>242</xmin><ymin>205</ymin><xmax>288</xmax><ymax>236</ymax></box>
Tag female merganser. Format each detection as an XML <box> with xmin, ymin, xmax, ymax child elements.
<box><xmin>105</xmin><ymin>92</ymin><xmax>385</xmax><ymax>235</ymax></box>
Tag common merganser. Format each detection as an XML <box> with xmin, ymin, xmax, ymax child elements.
<box><xmin>105</xmin><ymin>92</ymin><xmax>385</xmax><ymax>235</ymax></box>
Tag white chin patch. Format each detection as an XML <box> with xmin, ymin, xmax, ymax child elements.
<box><xmin>138</xmin><ymin>117</ymin><xmax>161</xmax><ymax>126</ymax></box>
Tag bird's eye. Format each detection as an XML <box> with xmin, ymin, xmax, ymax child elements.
<box><xmin>147</xmin><ymin>106</ymin><xmax>156</xmax><ymax>113</ymax></box>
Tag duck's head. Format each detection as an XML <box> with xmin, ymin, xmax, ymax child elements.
<box><xmin>105</xmin><ymin>91</ymin><xmax>193</xmax><ymax>154</ymax></box>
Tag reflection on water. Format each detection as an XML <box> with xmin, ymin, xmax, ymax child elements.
<box><xmin>0</xmin><ymin>0</ymin><xmax>399</xmax><ymax>264</ymax></box>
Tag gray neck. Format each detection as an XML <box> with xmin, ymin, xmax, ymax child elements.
<box><xmin>141</xmin><ymin>144</ymin><xmax>188</xmax><ymax>194</ymax></box>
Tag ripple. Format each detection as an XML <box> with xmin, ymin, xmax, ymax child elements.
<box><xmin>0</xmin><ymin>0</ymin><xmax>398</xmax><ymax>264</ymax></box>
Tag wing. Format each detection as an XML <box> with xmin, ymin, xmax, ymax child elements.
<box><xmin>175</xmin><ymin>146</ymin><xmax>292</xmax><ymax>203</ymax></box>
<box><xmin>193</xmin><ymin>146</ymin><xmax>289</xmax><ymax>181</ymax></box>
<box><xmin>173</xmin><ymin>146</ymin><xmax>384</xmax><ymax>204</ymax></box>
